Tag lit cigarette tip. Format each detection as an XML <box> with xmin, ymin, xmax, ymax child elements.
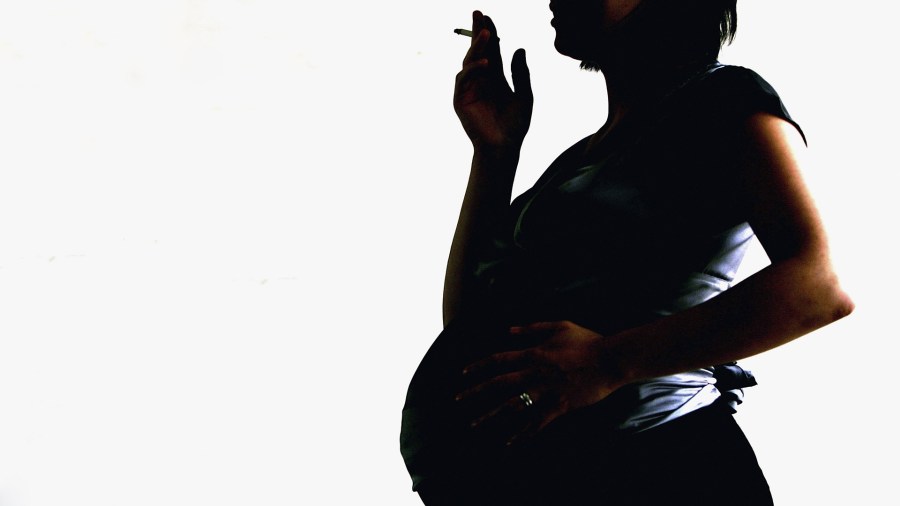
<box><xmin>454</xmin><ymin>28</ymin><xmax>473</xmax><ymax>37</ymax></box>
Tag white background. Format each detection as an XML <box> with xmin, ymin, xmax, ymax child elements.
<box><xmin>0</xmin><ymin>1</ymin><xmax>895</xmax><ymax>505</ymax></box>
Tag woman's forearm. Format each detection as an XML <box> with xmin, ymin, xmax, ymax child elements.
<box><xmin>443</xmin><ymin>148</ymin><xmax>520</xmax><ymax>326</ymax></box>
<box><xmin>606</xmin><ymin>252</ymin><xmax>855</xmax><ymax>388</ymax></box>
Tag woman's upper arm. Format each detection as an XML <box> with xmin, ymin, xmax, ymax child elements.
<box><xmin>733</xmin><ymin>112</ymin><xmax>826</xmax><ymax>263</ymax></box>
<box><xmin>731</xmin><ymin>111</ymin><xmax>854</xmax><ymax>321</ymax></box>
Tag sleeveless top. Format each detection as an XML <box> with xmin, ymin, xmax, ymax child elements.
<box><xmin>401</xmin><ymin>63</ymin><xmax>804</xmax><ymax>490</ymax></box>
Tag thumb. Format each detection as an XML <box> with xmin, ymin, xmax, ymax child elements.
<box><xmin>509</xmin><ymin>321</ymin><xmax>563</xmax><ymax>347</ymax></box>
<box><xmin>509</xmin><ymin>321</ymin><xmax>561</xmax><ymax>336</ymax></box>
<box><xmin>511</xmin><ymin>48</ymin><xmax>533</xmax><ymax>102</ymax></box>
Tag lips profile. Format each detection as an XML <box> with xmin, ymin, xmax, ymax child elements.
<box><xmin>548</xmin><ymin>3</ymin><xmax>572</xmax><ymax>28</ymax></box>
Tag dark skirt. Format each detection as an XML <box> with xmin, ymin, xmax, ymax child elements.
<box><xmin>414</xmin><ymin>402</ymin><xmax>774</xmax><ymax>505</ymax></box>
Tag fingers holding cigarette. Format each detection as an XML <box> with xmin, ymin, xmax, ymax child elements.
<box><xmin>458</xmin><ymin>11</ymin><xmax>506</xmax><ymax>79</ymax></box>
<box><xmin>456</xmin><ymin>10</ymin><xmax>499</xmax><ymax>40</ymax></box>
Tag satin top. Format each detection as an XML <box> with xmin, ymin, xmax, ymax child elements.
<box><xmin>474</xmin><ymin>63</ymin><xmax>804</xmax><ymax>432</ymax></box>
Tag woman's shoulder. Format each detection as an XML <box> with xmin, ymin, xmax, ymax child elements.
<box><xmin>692</xmin><ymin>64</ymin><xmax>806</xmax><ymax>143</ymax></box>
<box><xmin>702</xmin><ymin>64</ymin><xmax>782</xmax><ymax>99</ymax></box>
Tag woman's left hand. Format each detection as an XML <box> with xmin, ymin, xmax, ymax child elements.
<box><xmin>455</xmin><ymin>320</ymin><xmax>625</xmax><ymax>446</ymax></box>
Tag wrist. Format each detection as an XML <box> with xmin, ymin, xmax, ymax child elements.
<box><xmin>472</xmin><ymin>143</ymin><xmax>522</xmax><ymax>163</ymax></box>
<box><xmin>470</xmin><ymin>146</ymin><xmax>520</xmax><ymax>188</ymax></box>
<box><xmin>596</xmin><ymin>335</ymin><xmax>635</xmax><ymax>392</ymax></box>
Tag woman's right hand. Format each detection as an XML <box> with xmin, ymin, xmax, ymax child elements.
<box><xmin>454</xmin><ymin>11</ymin><xmax>533</xmax><ymax>154</ymax></box>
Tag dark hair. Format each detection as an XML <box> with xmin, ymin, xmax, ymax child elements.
<box><xmin>657</xmin><ymin>0</ymin><xmax>739</xmax><ymax>57</ymax></box>
<box><xmin>715</xmin><ymin>0</ymin><xmax>739</xmax><ymax>50</ymax></box>
<box><xmin>580</xmin><ymin>0</ymin><xmax>739</xmax><ymax>71</ymax></box>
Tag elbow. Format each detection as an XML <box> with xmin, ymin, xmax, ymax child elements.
<box><xmin>819</xmin><ymin>255</ymin><xmax>855</xmax><ymax>325</ymax></box>
<box><xmin>828</xmin><ymin>284</ymin><xmax>855</xmax><ymax>323</ymax></box>
<box><xmin>801</xmin><ymin>269</ymin><xmax>855</xmax><ymax>331</ymax></box>
<box><xmin>783</xmin><ymin>284</ymin><xmax>854</xmax><ymax>341</ymax></box>
<box><xmin>770</xmin><ymin>253</ymin><xmax>855</xmax><ymax>333</ymax></box>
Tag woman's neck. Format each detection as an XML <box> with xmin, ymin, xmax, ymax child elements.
<box><xmin>585</xmin><ymin>0</ymin><xmax>719</xmax><ymax>132</ymax></box>
<box><xmin>582</xmin><ymin>49</ymin><xmax>717</xmax><ymax>159</ymax></box>
<box><xmin>602</xmin><ymin>56</ymin><xmax>716</xmax><ymax>128</ymax></box>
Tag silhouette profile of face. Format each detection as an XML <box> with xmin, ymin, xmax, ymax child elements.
<box><xmin>549</xmin><ymin>0</ymin><xmax>643</xmax><ymax>61</ymax></box>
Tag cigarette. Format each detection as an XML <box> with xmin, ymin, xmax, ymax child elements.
<box><xmin>454</xmin><ymin>28</ymin><xmax>473</xmax><ymax>37</ymax></box>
